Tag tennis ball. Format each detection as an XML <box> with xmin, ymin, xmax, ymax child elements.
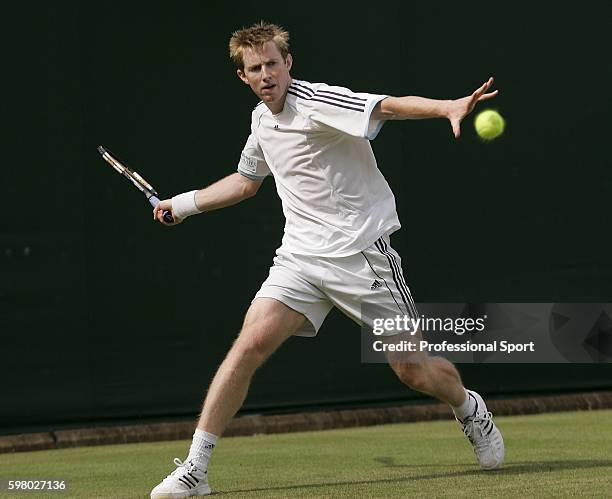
<box><xmin>474</xmin><ymin>109</ymin><xmax>505</xmax><ymax>141</ymax></box>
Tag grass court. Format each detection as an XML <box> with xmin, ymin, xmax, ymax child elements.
<box><xmin>1</xmin><ymin>410</ymin><xmax>611</xmax><ymax>498</ymax></box>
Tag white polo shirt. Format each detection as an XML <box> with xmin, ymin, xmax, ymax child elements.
<box><xmin>237</xmin><ymin>79</ymin><xmax>401</xmax><ymax>257</ymax></box>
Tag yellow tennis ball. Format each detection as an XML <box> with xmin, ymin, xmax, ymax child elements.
<box><xmin>474</xmin><ymin>109</ymin><xmax>505</xmax><ymax>140</ymax></box>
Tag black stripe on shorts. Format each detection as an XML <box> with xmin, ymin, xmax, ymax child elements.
<box><xmin>374</xmin><ymin>238</ymin><xmax>417</xmax><ymax>319</ymax></box>
<box><xmin>361</xmin><ymin>250</ymin><xmax>404</xmax><ymax>316</ymax></box>
<box><xmin>379</xmin><ymin>238</ymin><xmax>417</xmax><ymax>315</ymax></box>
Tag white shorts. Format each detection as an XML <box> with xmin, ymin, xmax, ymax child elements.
<box><xmin>254</xmin><ymin>233</ymin><xmax>418</xmax><ymax>337</ymax></box>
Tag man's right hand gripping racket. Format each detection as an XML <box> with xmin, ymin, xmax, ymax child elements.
<box><xmin>97</xmin><ymin>146</ymin><xmax>174</xmax><ymax>224</ymax></box>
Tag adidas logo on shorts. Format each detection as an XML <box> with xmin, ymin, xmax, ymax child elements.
<box><xmin>370</xmin><ymin>280</ymin><xmax>383</xmax><ymax>290</ymax></box>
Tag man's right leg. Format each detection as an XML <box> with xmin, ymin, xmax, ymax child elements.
<box><xmin>150</xmin><ymin>297</ymin><xmax>306</xmax><ymax>498</ymax></box>
<box><xmin>197</xmin><ymin>297</ymin><xmax>306</xmax><ymax>435</ymax></box>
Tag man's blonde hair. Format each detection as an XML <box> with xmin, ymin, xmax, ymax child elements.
<box><xmin>229</xmin><ymin>21</ymin><xmax>290</xmax><ymax>70</ymax></box>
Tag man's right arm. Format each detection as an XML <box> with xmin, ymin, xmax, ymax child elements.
<box><xmin>194</xmin><ymin>172</ymin><xmax>262</xmax><ymax>211</ymax></box>
<box><xmin>153</xmin><ymin>172</ymin><xmax>262</xmax><ymax>226</ymax></box>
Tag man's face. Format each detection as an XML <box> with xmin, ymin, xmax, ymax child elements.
<box><xmin>237</xmin><ymin>41</ymin><xmax>292</xmax><ymax>113</ymax></box>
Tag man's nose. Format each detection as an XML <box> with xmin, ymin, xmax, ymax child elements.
<box><xmin>261</xmin><ymin>65</ymin><xmax>271</xmax><ymax>79</ymax></box>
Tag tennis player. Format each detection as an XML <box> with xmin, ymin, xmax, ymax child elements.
<box><xmin>151</xmin><ymin>21</ymin><xmax>504</xmax><ymax>498</ymax></box>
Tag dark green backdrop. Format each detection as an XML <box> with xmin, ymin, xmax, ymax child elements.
<box><xmin>2</xmin><ymin>1</ymin><xmax>611</xmax><ymax>433</ymax></box>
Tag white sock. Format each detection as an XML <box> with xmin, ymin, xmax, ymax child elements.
<box><xmin>451</xmin><ymin>389</ymin><xmax>476</xmax><ymax>421</ymax></box>
<box><xmin>186</xmin><ymin>429</ymin><xmax>217</xmax><ymax>470</ymax></box>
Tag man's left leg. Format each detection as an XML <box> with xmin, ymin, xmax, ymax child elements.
<box><xmin>323</xmin><ymin>234</ymin><xmax>505</xmax><ymax>470</ymax></box>
<box><xmin>386</xmin><ymin>342</ymin><xmax>505</xmax><ymax>470</ymax></box>
<box><xmin>388</xmin><ymin>352</ymin><xmax>465</xmax><ymax>405</ymax></box>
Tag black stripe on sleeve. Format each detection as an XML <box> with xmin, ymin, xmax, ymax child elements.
<box><xmin>288</xmin><ymin>85</ymin><xmax>313</xmax><ymax>99</ymax></box>
<box><xmin>308</xmin><ymin>97</ymin><xmax>365</xmax><ymax>112</ymax></box>
<box><xmin>317</xmin><ymin>88</ymin><xmax>368</xmax><ymax>102</ymax></box>
<box><xmin>292</xmin><ymin>81</ymin><xmax>367</xmax><ymax>104</ymax></box>
<box><xmin>290</xmin><ymin>81</ymin><xmax>315</xmax><ymax>96</ymax></box>
<box><xmin>314</xmin><ymin>93</ymin><xmax>366</xmax><ymax>108</ymax></box>
<box><xmin>287</xmin><ymin>89</ymin><xmax>365</xmax><ymax>112</ymax></box>
<box><xmin>290</xmin><ymin>84</ymin><xmax>366</xmax><ymax>108</ymax></box>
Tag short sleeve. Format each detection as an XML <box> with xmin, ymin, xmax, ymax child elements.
<box><xmin>237</xmin><ymin>132</ymin><xmax>271</xmax><ymax>180</ymax></box>
<box><xmin>288</xmin><ymin>81</ymin><xmax>387</xmax><ymax>140</ymax></box>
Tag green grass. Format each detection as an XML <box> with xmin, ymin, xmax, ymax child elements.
<box><xmin>1</xmin><ymin>410</ymin><xmax>611</xmax><ymax>498</ymax></box>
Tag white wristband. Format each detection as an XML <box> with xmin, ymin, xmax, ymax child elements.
<box><xmin>171</xmin><ymin>190</ymin><xmax>201</xmax><ymax>220</ymax></box>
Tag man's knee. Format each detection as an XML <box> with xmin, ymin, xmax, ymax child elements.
<box><xmin>224</xmin><ymin>298</ymin><xmax>305</xmax><ymax>371</ymax></box>
<box><xmin>391</xmin><ymin>361</ymin><xmax>431</xmax><ymax>392</ymax></box>
<box><xmin>229</xmin><ymin>325</ymin><xmax>273</xmax><ymax>368</ymax></box>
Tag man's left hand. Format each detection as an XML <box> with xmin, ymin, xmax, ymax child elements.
<box><xmin>447</xmin><ymin>77</ymin><xmax>499</xmax><ymax>139</ymax></box>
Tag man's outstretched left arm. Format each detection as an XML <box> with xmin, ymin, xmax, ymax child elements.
<box><xmin>371</xmin><ymin>77</ymin><xmax>499</xmax><ymax>139</ymax></box>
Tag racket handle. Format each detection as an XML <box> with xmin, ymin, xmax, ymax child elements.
<box><xmin>149</xmin><ymin>195</ymin><xmax>175</xmax><ymax>224</ymax></box>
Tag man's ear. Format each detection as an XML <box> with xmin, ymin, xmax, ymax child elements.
<box><xmin>237</xmin><ymin>68</ymin><xmax>249</xmax><ymax>85</ymax></box>
<box><xmin>285</xmin><ymin>53</ymin><xmax>293</xmax><ymax>71</ymax></box>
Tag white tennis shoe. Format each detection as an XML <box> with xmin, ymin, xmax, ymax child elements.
<box><xmin>458</xmin><ymin>390</ymin><xmax>505</xmax><ymax>470</ymax></box>
<box><xmin>150</xmin><ymin>458</ymin><xmax>211</xmax><ymax>498</ymax></box>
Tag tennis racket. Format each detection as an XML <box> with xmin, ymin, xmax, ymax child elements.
<box><xmin>97</xmin><ymin>145</ymin><xmax>174</xmax><ymax>223</ymax></box>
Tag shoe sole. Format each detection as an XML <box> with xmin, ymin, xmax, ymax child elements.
<box><xmin>150</xmin><ymin>484</ymin><xmax>211</xmax><ymax>498</ymax></box>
